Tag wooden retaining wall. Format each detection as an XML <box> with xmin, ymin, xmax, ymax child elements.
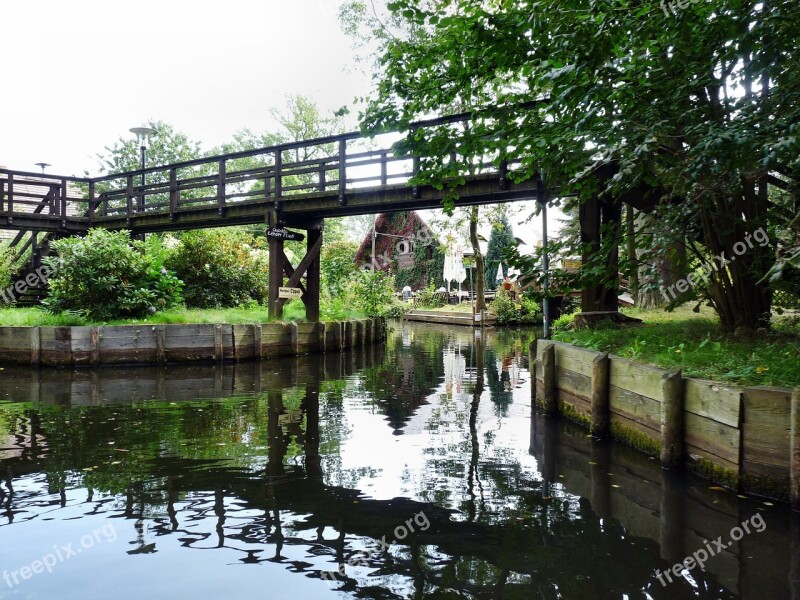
<box><xmin>0</xmin><ymin>318</ymin><xmax>385</xmax><ymax>367</ymax></box>
<box><xmin>533</xmin><ymin>339</ymin><xmax>799</xmax><ymax>504</ymax></box>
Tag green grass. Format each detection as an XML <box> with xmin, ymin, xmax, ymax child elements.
<box><xmin>0</xmin><ymin>301</ymin><xmax>367</xmax><ymax>328</ymax></box>
<box><xmin>553</xmin><ymin>306</ymin><xmax>800</xmax><ymax>388</ymax></box>
<box><xmin>0</xmin><ymin>308</ymin><xmax>90</xmax><ymax>327</ymax></box>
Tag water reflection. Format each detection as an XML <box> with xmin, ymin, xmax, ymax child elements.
<box><xmin>0</xmin><ymin>322</ymin><xmax>793</xmax><ymax>599</ymax></box>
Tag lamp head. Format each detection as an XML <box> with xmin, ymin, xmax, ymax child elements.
<box><xmin>129</xmin><ymin>126</ymin><xmax>157</xmax><ymax>148</ymax></box>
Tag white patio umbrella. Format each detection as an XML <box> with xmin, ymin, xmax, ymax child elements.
<box><xmin>454</xmin><ymin>247</ymin><xmax>467</xmax><ymax>299</ymax></box>
<box><xmin>443</xmin><ymin>248</ymin><xmax>456</xmax><ymax>294</ymax></box>
<box><xmin>495</xmin><ymin>262</ymin><xmax>504</xmax><ymax>283</ymax></box>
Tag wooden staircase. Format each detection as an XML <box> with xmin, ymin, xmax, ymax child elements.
<box><xmin>7</xmin><ymin>229</ymin><xmax>57</xmax><ymax>305</ymax></box>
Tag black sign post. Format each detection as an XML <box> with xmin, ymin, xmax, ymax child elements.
<box><xmin>266</xmin><ymin>227</ymin><xmax>305</xmax><ymax>242</ymax></box>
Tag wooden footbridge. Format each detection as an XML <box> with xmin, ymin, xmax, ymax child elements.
<box><xmin>0</xmin><ymin>109</ymin><xmax>540</xmax><ymax>319</ymax></box>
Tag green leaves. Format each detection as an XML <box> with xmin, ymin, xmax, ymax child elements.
<box><xmin>350</xmin><ymin>269</ymin><xmax>396</xmax><ymax>317</ymax></box>
<box><xmin>165</xmin><ymin>230</ymin><xmax>270</xmax><ymax>309</ymax></box>
<box><xmin>44</xmin><ymin>229</ymin><xmax>183</xmax><ymax>321</ymax></box>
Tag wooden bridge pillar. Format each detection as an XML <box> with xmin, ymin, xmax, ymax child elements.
<box><xmin>304</xmin><ymin>229</ymin><xmax>321</xmax><ymax>322</ymax></box>
<box><xmin>579</xmin><ymin>193</ymin><xmax>621</xmax><ymax>314</ymax></box>
<box><xmin>267</xmin><ymin>211</ymin><xmax>324</xmax><ymax>322</ymax></box>
<box><xmin>267</xmin><ymin>211</ymin><xmax>283</xmax><ymax>319</ymax></box>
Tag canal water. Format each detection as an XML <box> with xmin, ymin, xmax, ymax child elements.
<box><xmin>0</xmin><ymin>322</ymin><xmax>793</xmax><ymax>599</ymax></box>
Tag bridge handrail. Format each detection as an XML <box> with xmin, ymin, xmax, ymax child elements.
<box><xmin>0</xmin><ymin>101</ymin><xmax>542</xmax><ymax>232</ymax></box>
<box><xmin>2</xmin><ymin>101</ymin><xmax>541</xmax><ymax>184</ymax></box>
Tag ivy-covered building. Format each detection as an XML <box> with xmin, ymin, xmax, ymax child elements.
<box><xmin>354</xmin><ymin>211</ymin><xmax>445</xmax><ymax>290</ymax></box>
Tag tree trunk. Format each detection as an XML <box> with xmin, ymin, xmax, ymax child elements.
<box><xmin>626</xmin><ymin>204</ymin><xmax>639</xmax><ymax>300</ymax></box>
<box><xmin>470</xmin><ymin>205</ymin><xmax>487</xmax><ymax>311</ymax></box>
<box><xmin>699</xmin><ymin>186</ymin><xmax>773</xmax><ymax>332</ymax></box>
<box><xmin>635</xmin><ymin>212</ymin><xmax>688</xmax><ymax>309</ymax></box>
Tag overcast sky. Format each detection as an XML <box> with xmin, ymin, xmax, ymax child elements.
<box><xmin>1</xmin><ymin>0</ymin><xmax>364</xmax><ymax>176</ymax></box>
<box><xmin>1</xmin><ymin>0</ymin><xmax>561</xmax><ymax>243</ymax></box>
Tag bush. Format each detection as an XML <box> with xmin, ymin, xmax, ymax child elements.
<box><xmin>349</xmin><ymin>270</ymin><xmax>396</xmax><ymax>317</ymax></box>
<box><xmin>321</xmin><ymin>239</ymin><xmax>358</xmax><ymax>297</ymax></box>
<box><xmin>0</xmin><ymin>243</ymin><xmax>15</xmax><ymax>294</ymax></box>
<box><xmin>414</xmin><ymin>282</ymin><xmax>446</xmax><ymax>308</ymax></box>
<box><xmin>490</xmin><ymin>289</ymin><xmax>542</xmax><ymax>325</ymax></box>
<box><xmin>552</xmin><ymin>308</ymin><xmax>579</xmax><ymax>332</ymax></box>
<box><xmin>44</xmin><ymin>229</ymin><xmax>183</xmax><ymax>320</ymax></box>
<box><xmin>380</xmin><ymin>302</ymin><xmax>410</xmax><ymax>318</ymax></box>
<box><xmin>165</xmin><ymin>229</ymin><xmax>269</xmax><ymax>308</ymax></box>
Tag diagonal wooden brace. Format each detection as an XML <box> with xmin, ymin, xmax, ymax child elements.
<box><xmin>276</xmin><ymin>234</ymin><xmax>323</xmax><ymax>313</ymax></box>
<box><xmin>281</xmin><ymin>253</ymin><xmax>307</xmax><ymax>295</ymax></box>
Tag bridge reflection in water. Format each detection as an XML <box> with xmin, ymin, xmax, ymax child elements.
<box><xmin>0</xmin><ymin>323</ymin><xmax>794</xmax><ymax>599</ymax></box>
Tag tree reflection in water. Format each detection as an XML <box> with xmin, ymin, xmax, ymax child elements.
<box><xmin>0</xmin><ymin>323</ymin><xmax>791</xmax><ymax>599</ymax></box>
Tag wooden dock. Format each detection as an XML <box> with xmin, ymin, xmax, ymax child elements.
<box><xmin>403</xmin><ymin>309</ymin><xmax>496</xmax><ymax>327</ymax></box>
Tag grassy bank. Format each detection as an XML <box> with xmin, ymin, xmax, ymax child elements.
<box><xmin>553</xmin><ymin>307</ymin><xmax>800</xmax><ymax>388</ymax></box>
<box><xmin>0</xmin><ymin>300</ymin><xmax>366</xmax><ymax>328</ymax></box>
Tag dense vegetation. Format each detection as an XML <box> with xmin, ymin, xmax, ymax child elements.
<box><xmin>165</xmin><ymin>229</ymin><xmax>269</xmax><ymax>309</ymax></box>
<box><xmin>0</xmin><ymin>222</ymin><xmax>404</xmax><ymax>324</ymax></box>
<box><xmin>484</xmin><ymin>210</ymin><xmax>515</xmax><ymax>290</ymax></box>
<box><xmin>44</xmin><ymin>229</ymin><xmax>183</xmax><ymax>320</ymax></box>
<box><xmin>352</xmin><ymin>0</ymin><xmax>799</xmax><ymax>333</ymax></box>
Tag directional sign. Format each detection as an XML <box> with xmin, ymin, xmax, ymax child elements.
<box><xmin>267</xmin><ymin>227</ymin><xmax>305</xmax><ymax>241</ymax></box>
<box><xmin>279</xmin><ymin>287</ymin><xmax>303</xmax><ymax>300</ymax></box>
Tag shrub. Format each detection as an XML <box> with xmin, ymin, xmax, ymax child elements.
<box><xmin>349</xmin><ymin>270</ymin><xmax>396</xmax><ymax>317</ymax></box>
<box><xmin>0</xmin><ymin>243</ymin><xmax>15</xmax><ymax>294</ymax></box>
<box><xmin>380</xmin><ymin>302</ymin><xmax>410</xmax><ymax>318</ymax></box>
<box><xmin>414</xmin><ymin>282</ymin><xmax>446</xmax><ymax>308</ymax></box>
<box><xmin>43</xmin><ymin>229</ymin><xmax>183</xmax><ymax>320</ymax></box>
<box><xmin>490</xmin><ymin>289</ymin><xmax>542</xmax><ymax>325</ymax></box>
<box><xmin>165</xmin><ymin>229</ymin><xmax>269</xmax><ymax>308</ymax></box>
<box><xmin>321</xmin><ymin>239</ymin><xmax>358</xmax><ymax>297</ymax></box>
<box><xmin>552</xmin><ymin>308</ymin><xmax>579</xmax><ymax>332</ymax></box>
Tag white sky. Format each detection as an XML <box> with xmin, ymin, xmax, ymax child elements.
<box><xmin>0</xmin><ymin>0</ymin><xmax>562</xmax><ymax>242</ymax></box>
<box><xmin>0</xmin><ymin>0</ymin><xmax>363</xmax><ymax>176</ymax></box>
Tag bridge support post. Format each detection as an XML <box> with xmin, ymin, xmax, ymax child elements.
<box><xmin>304</xmin><ymin>228</ymin><xmax>321</xmax><ymax>322</ymax></box>
<box><xmin>579</xmin><ymin>193</ymin><xmax>620</xmax><ymax>313</ymax></box>
<box><xmin>268</xmin><ymin>211</ymin><xmax>284</xmax><ymax>319</ymax></box>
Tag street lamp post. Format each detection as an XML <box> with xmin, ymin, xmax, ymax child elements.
<box><xmin>129</xmin><ymin>127</ymin><xmax>156</xmax><ymax>213</ymax></box>
<box><xmin>537</xmin><ymin>175</ymin><xmax>551</xmax><ymax>339</ymax></box>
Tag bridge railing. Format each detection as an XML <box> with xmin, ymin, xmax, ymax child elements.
<box><xmin>1</xmin><ymin>106</ymin><xmax>532</xmax><ymax>228</ymax></box>
<box><xmin>0</xmin><ymin>172</ymin><xmax>91</xmax><ymax>226</ymax></box>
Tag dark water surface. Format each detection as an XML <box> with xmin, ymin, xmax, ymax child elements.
<box><xmin>0</xmin><ymin>322</ymin><xmax>793</xmax><ymax>599</ymax></box>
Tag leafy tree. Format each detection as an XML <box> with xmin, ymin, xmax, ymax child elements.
<box><xmin>484</xmin><ymin>210</ymin><xmax>515</xmax><ymax>290</ymax></box>
<box><xmin>220</xmin><ymin>96</ymin><xmax>365</xmax><ymax>258</ymax></box>
<box><xmin>43</xmin><ymin>229</ymin><xmax>183</xmax><ymax>320</ymax></box>
<box><xmin>92</xmin><ymin>120</ymin><xmax>204</xmax><ymax>175</ymax></box>
<box><xmin>354</xmin><ymin>0</ymin><xmax>800</xmax><ymax>332</ymax></box>
<box><xmin>219</xmin><ymin>94</ymin><xmax>345</xmax><ymax>189</ymax></box>
<box><xmin>87</xmin><ymin>120</ymin><xmax>210</xmax><ymax>210</ymax></box>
